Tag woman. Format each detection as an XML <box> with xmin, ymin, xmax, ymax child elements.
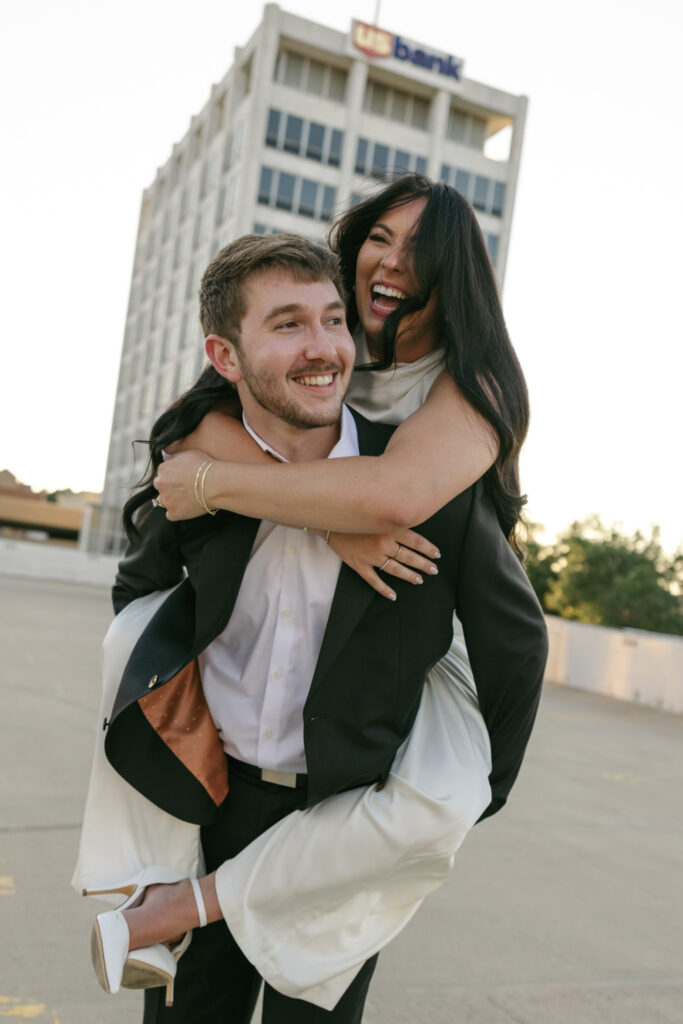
<box><xmin>76</xmin><ymin>175</ymin><xmax>544</xmax><ymax>1013</ymax></box>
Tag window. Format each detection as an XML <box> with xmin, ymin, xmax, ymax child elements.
<box><xmin>473</xmin><ymin>176</ymin><xmax>489</xmax><ymax>212</ymax></box>
<box><xmin>299</xmin><ymin>179</ymin><xmax>318</xmax><ymax>218</ymax></box>
<box><xmin>284</xmin><ymin>115</ymin><xmax>303</xmax><ymax>154</ymax></box>
<box><xmin>306</xmin><ymin>122</ymin><xmax>325</xmax><ymax>161</ymax></box>
<box><xmin>454</xmin><ymin>169</ymin><xmax>470</xmax><ymax>197</ymax></box>
<box><xmin>441</xmin><ymin>165</ymin><xmax>506</xmax><ymax>219</ymax></box>
<box><xmin>329</xmin><ymin>129</ymin><xmax>343</xmax><ymax>168</ymax></box>
<box><xmin>275</xmin><ymin>172</ymin><xmax>296</xmax><ymax>211</ymax></box>
<box><xmin>276</xmin><ymin>50</ymin><xmax>348</xmax><ymax>103</ymax></box>
<box><xmin>307</xmin><ymin>60</ymin><xmax>324</xmax><ymax>95</ymax></box>
<box><xmin>321</xmin><ymin>186</ymin><xmax>336</xmax><ymax>222</ymax></box>
<box><xmin>364</xmin><ymin>81</ymin><xmax>431</xmax><ymax>130</ymax></box>
<box><xmin>447</xmin><ymin>107</ymin><xmax>488</xmax><ymax>150</ymax></box>
<box><xmin>396</xmin><ymin>150</ymin><xmax>410</xmax><ymax>173</ymax></box>
<box><xmin>266</xmin><ymin>109</ymin><xmax>280</xmax><ymax>147</ymax></box>
<box><xmin>258</xmin><ymin>167</ymin><xmax>273</xmax><ymax>205</ymax></box>
<box><xmin>257</xmin><ymin>167</ymin><xmax>337</xmax><ymax>222</ymax></box>
<box><xmin>369</xmin><ymin>82</ymin><xmax>388</xmax><ymax>116</ymax></box>
<box><xmin>491</xmin><ymin>181</ymin><xmax>506</xmax><ymax>217</ymax></box>
<box><xmin>355</xmin><ymin>138</ymin><xmax>368</xmax><ymax>175</ymax></box>
<box><xmin>411</xmin><ymin>96</ymin><xmax>429</xmax><ymax>130</ymax></box>
<box><xmin>371</xmin><ymin>143</ymin><xmax>389</xmax><ymax>178</ymax></box>
<box><xmin>284</xmin><ymin>51</ymin><xmax>304</xmax><ymax>88</ymax></box>
<box><xmin>355</xmin><ymin>138</ymin><xmax>427</xmax><ymax>179</ymax></box>
<box><xmin>263</xmin><ymin>109</ymin><xmax>344</xmax><ymax>167</ymax></box>
<box><xmin>390</xmin><ymin>91</ymin><xmax>407</xmax><ymax>122</ymax></box>
<box><xmin>329</xmin><ymin>67</ymin><xmax>346</xmax><ymax>102</ymax></box>
<box><xmin>486</xmin><ymin>234</ymin><xmax>499</xmax><ymax>266</ymax></box>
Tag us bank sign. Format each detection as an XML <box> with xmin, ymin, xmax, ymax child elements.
<box><xmin>352</xmin><ymin>20</ymin><xmax>464</xmax><ymax>81</ymax></box>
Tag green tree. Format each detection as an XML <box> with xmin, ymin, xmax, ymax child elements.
<box><xmin>522</xmin><ymin>523</ymin><xmax>558</xmax><ymax>611</ymax></box>
<box><xmin>529</xmin><ymin>517</ymin><xmax>683</xmax><ymax>636</ymax></box>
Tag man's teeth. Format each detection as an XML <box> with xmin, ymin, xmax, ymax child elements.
<box><xmin>373</xmin><ymin>284</ymin><xmax>407</xmax><ymax>300</ymax></box>
<box><xmin>297</xmin><ymin>374</ymin><xmax>334</xmax><ymax>386</ymax></box>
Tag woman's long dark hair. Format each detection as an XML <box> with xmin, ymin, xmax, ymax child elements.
<box><xmin>122</xmin><ymin>365</ymin><xmax>238</xmax><ymax>538</ymax></box>
<box><xmin>330</xmin><ymin>174</ymin><xmax>530</xmax><ymax>555</ymax></box>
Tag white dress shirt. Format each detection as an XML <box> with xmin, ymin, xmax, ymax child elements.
<box><xmin>198</xmin><ymin>405</ymin><xmax>359</xmax><ymax>773</ymax></box>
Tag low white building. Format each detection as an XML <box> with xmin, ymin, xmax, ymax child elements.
<box><xmin>91</xmin><ymin>4</ymin><xmax>527</xmax><ymax>554</ymax></box>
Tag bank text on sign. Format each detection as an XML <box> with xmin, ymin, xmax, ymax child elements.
<box><xmin>352</xmin><ymin>21</ymin><xmax>463</xmax><ymax>81</ymax></box>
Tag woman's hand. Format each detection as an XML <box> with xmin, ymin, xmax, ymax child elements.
<box><xmin>327</xmin><ymin>530</ymin><xmax>440</xmax><ymax>601</ymax></box>
<box><xmin>154</xmin><ymin>450</ymin><xmax>214</xmax><ymax>520</ymax></box>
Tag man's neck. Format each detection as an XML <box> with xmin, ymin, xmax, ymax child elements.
<box><xmin>242</xmin><ymin>407</ymin><xmax>342</xmax><ymax>463</ymax></box>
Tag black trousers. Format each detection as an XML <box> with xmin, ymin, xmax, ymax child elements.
<box><xmin>143</xmin><ymin>760</ymin><xmax>377</xmax><ymax>1023</ymax></box>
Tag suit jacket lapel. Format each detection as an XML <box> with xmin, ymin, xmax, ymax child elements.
<box><xmin>309</xmin><ymin>563</ymin><xmax>375</xmax><ymax>694</ymax></box>
<box><xmin>194</xmin><ymin>512</ymin><xmax>261</xmax><ymax>651</ymax></box>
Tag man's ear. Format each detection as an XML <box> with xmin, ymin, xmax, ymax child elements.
<box><xmin>205</xmin><ymin>334</ymin><xmax>242</xmax><ymax>383</ymax></box>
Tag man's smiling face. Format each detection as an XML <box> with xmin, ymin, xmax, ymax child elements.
<box><xmin>225</xmin><ymin>269</ymin><xmax>355</xmax><ymax>433</ymax></box>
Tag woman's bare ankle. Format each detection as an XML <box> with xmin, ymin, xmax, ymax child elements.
<box><xmin>123</xmin><ymin>875</ymin><xmax>221</xmax><ymax>951</ymax></box>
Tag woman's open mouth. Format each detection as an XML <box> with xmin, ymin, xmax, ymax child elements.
<box><xmin>370</xmin><ymin>283</ymin><xmax>408</xmax><ymax>316</ymax></box>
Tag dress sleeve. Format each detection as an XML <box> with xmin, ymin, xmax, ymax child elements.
<box><xmin>455</xmin><ymin>480</ymin><xmax>548</xmax><ymax>819</ymax></box>
<box><xmin>112</xmin><ymin>503</ymin><xmax>186</xmax><ymax>615</ymax></box>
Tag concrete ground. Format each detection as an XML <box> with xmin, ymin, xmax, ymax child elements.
<box><xmin>0</xmin><ymin>575</ymin><xmax>681</xmax><ymax>1023</ymax></box>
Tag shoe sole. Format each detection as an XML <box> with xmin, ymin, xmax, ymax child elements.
<box><xmin>91</xmin><ymin>919</ymin><xmax>174</xmax><ymax>994</ymax></box>
<box><xmin>91</xmin><ymin>920</ymin><xmax>112</xmax><ymax>993</ymax></box>
<box><xmin>122</xmin><ymin>958</ymin><xmax>174</xmax><ymax>990</ymax></box>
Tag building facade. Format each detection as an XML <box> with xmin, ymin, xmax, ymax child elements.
<box><xmin>89</xmin><ymin>3</ymin><xmax>527</xmax><ymax>554</ymax></box>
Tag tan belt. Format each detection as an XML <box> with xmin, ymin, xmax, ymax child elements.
<box><xmin>260</xmin><ymin>768</ymin><xmax>298</xmax><ymax>788</ymax></box>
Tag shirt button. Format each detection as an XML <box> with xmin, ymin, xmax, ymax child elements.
<box><xmin>273</xmin><ymin>670</ymin><xmax>282</xmax><ymax>679</ymax></box>
<box><xmin>282</xmin><ymin>609</ymin><xmax>292</xmax><ymax>618</ymax></box>
<box><xmin>265</xmin><ymin>729</ymin><xmax>273</xmax><ymax>739</ymax></box>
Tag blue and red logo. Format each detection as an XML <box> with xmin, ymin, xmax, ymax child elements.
<box><xmin>352</xmin><ymin>21</ymin><xmax>463</xmax><ymax>80</ymax></box>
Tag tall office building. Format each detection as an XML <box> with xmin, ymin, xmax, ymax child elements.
<box><xmin>88</xmin><ymin>3</ymin><xmax>526</xmax><ymax>554</ymax></box>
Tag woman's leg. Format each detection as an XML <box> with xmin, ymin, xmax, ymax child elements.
<box><xmin>123</xmin><ymin>637</ymin><xmax>491</xmax><ymax>1013</ymax></box>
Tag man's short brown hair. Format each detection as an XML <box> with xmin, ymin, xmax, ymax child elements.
<box><xmin>199</xmin><ymin>234</ymin><xmax>346</xmax><ymax>344</ymax></box>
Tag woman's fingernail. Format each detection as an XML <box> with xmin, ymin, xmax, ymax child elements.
<box><xmin>414</xmin><ymin>575</ymin><xmax>423</xmax><ymax>584</ymax></box>
<box><xmin>388</xmin><ymin>592</ymin><xmax>397</xmax><ymax>601</ymax></box>
<box><xmin>429</xmin><ymin>565</ymin><xmax>438</xmax><ymax>575</ymax></box>
<box><xmin>432</xmin><ymin>549</ymin><xmax>441</xmax><ymax>558</ymax></box>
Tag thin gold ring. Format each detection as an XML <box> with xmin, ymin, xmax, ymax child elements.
<box><xmin>379</xmin><ymin>557</ymin><xmax>391</xmax><ymax>571</ymax></box>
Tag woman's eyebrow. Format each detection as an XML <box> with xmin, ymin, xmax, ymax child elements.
<box><xmin>371</xmin><ymin>222</ymin><xmax>393</xmax><ymax>235</ymax></box>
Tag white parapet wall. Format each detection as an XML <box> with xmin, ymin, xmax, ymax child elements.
<box><xmin>544</xmin><ymin>615</ymin><xmax>683</xmax><ymax>714</ymax></box>
<box><xmin>0</xmin><ymin>538</ymin><xmax>118</xmax><ymax>588</ymax></box>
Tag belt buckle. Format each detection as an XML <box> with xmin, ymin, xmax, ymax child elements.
<box><xmin>260</xmin><ymin>768</ymin><xmax>298</xmax><ymax>788</ymax></box>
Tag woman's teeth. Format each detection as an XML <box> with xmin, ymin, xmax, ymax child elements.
<box><xmin>371</xmin><ymin>284</ymin><xmax>407</xmax><ymax>310</ymax></box>
<box><xmin>373</xmin><ymin>284</ymin><xmax>407</xmax><ymax>301</ymax></box>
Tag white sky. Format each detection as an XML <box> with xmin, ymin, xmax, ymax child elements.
<box><xmin>1</xmin><ymin>0</ymin><xmax>681</xmax><ymax>551</ymax></box>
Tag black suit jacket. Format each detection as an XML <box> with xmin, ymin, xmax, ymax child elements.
<box><xmin>106</xmin><ymin>410</ymin><xmax>547</xmax><ymax>825</ymax></box>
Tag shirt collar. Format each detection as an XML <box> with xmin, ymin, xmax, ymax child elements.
<box><xmin>242</xmin><ymin>405</ymin><xmax>359</xmax><ymax>464</ymax></box>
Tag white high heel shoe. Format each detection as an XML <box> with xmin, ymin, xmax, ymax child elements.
<box><xmin>91</xmin><ymin>878</ymin><xmax>208</xmax><ymax>1007</ymax></box>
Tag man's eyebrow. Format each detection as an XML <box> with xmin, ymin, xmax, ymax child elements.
<box><xmin>264</xmin><ymin>300</ymin><xmax>345</xmax><ymax>320</ymax></box>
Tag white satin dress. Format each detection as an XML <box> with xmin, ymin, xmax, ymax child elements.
<box><xmin>73</xmin><ymin>342</ymin><xmax>492</xmax><ymax>1011</ymax></box>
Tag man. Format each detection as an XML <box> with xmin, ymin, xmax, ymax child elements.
<box><xmin>104</xmin><ymin>234</ymin><xmax>547</xmax><ymax>1023</ymax></box>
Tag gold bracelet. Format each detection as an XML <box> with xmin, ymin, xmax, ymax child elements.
<box><xmin>302</xmin><ymin>526</ymin><xmax>330</xmax><ymax>543</ymax></box>
<box><xmin>198</xmin><ymin>461</ymin><xmax>218</xmax><ymax>516</ymax></box>
<box><xmin>194</xmin><ymin>459</ymin><xmax>217</xmax><ymax>515</ymax></box>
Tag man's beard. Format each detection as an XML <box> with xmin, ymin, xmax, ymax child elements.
<box><xmin>238</xmin><ymin>357</ymin><xmax>346</xmax><ymax>430</ymax></box>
